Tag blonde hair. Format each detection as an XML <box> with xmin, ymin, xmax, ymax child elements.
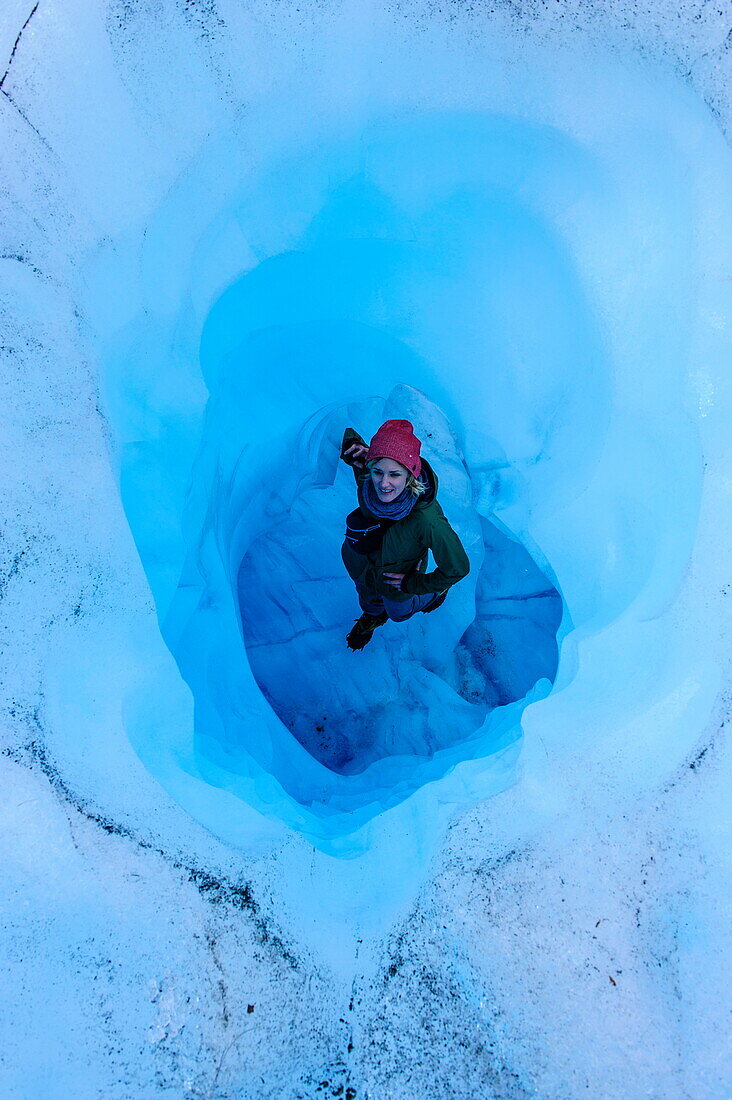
<box><xmin>406</xmin><ymin>473</ymin><xmax>427</xmax><ymax>497</ymax></box>
<box><xmin>367</xmin><ymin>459</ymin><xmax>426</xmax><ymax>498</ymax></box>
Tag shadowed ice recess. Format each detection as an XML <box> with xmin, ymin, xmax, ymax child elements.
<box><xmin>100</xmin><ymin>107</ymin><xmax>705</xmax><ymax>851</ymax></box>
<box><xmin>236</xmin><ymin>386</ymin><xmax>562</xmax><ymax>777</ymax></box>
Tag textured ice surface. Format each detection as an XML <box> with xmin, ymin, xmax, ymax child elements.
<box><xmin>1</xmin><ymin>0</ymin><xmax>732</xmax><ymax>1096</ymax></box>
<box><xmin>172</xmin><ymin>373</ymin><xmax>562</xmax><ymax>824</ymax></box>
<box><xmin>236</xmin><ymin>388</ymin><xmax>561</xmax><ymax>776</ymax></box>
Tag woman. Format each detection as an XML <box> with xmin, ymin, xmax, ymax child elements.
<box><xmin>340</xmin><ymin>418</ymin><xmax>470</xmax><ymax>650</ymax></box>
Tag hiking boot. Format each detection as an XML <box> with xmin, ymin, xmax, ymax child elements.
<box><xmin>421</xmin><ymin>590</ymin><xmax>448</xmax><ymax>614</ymax></box>
<box><xmin>346</xmin><ymin>611</ymin><xmax>388</xmax><ymax>650</ymax></box>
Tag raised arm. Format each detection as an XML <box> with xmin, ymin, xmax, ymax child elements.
<box><xmin>340</xmin><ymin>427</ymin><xmax>369</xmax><ymax>483</ymax></box>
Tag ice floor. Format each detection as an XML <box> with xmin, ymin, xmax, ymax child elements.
<box><xmin>1</xmin><ymin>0</ymin><xmax>731</xmax><ymax>1097</ymax></box>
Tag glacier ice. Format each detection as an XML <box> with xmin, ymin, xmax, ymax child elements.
<box><xmin>2</xmin><ymin>0</ymin><xmax>732</xmax><ymax>1095</ymax></box>
<box><xmin>96</xmin><ymin>110</ymin><xmax>621</xmax><ymax>850</ymax></box>
<box><xmin>92</xmin><ymin>100</ymin><xmax>721</xmax><ymax>857</ymax></box>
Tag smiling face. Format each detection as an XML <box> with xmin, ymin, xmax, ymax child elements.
<box><xmin>369</xmin><ymin>457</ymin><xmax>409</xmax><ymax>501</ymax></box>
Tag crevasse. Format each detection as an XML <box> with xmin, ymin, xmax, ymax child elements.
<box><xmin>91</xmin><ymin>85</ymin><xmax>724</xmax><ymax>856</ymax></box>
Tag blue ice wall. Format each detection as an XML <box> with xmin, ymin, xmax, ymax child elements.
<box><xmin>95</xmin><ymin>89</ymin><xmax>710</xmax><ymax>855</ymax></box>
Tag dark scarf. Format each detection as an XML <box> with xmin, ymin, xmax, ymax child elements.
<box><xmin>362</xmin><ymin>473</ymin><xmax>427</xmax><ymax>520</ymax></box>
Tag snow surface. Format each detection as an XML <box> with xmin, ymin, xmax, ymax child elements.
<box><xmin>1</xmin><ymin>0</ymin><xmax>731</xmax><ymax>1097</ymax></box>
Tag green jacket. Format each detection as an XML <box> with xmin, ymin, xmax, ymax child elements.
<box><xmin>341</xmin><ymin>428</ymin><xmax>471</xmax><ymax>602</ymax></box>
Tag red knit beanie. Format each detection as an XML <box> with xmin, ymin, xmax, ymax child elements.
<box><xmin>366</xmin><ymin>419</ymin><xmax>422</xmax><ymax>478</ymax></box>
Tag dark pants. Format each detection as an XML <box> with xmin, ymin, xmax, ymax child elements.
<box><xmin>341</xmin><ymin>541</ymin><xmax>444</xmax><ymax>621</ymax></box>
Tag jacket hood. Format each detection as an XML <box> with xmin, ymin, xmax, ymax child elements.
<box><xmin>415</xmin><ymin>458</ymin><xmax>437</xmax><ymax>508</ymax></box>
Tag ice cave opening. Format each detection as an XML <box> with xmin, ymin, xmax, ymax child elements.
<box><xmin>145</xmin><ymin>191</ymin><xmax>576</xmax><ymax>827</ymax></box>
<box><xmin>234</xmin><ymin>388</ymin><xmax>564</xmax><ymax>778</ymax></box>
<box><xmin>98</xmin><ymin>108</ymin><xmax>656</xmax><ymax>844</ymax></box>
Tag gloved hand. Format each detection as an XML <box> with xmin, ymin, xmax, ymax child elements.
<box><xmin>342</xmin><ymin>442</ymin><xmax>369</xmax><ymax>469</ymax></box>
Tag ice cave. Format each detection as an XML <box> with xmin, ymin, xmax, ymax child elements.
<box><xmin>1</xmin><ymin>1</ymin><xmax>731</xmax><ymax>1097</ymax></box>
